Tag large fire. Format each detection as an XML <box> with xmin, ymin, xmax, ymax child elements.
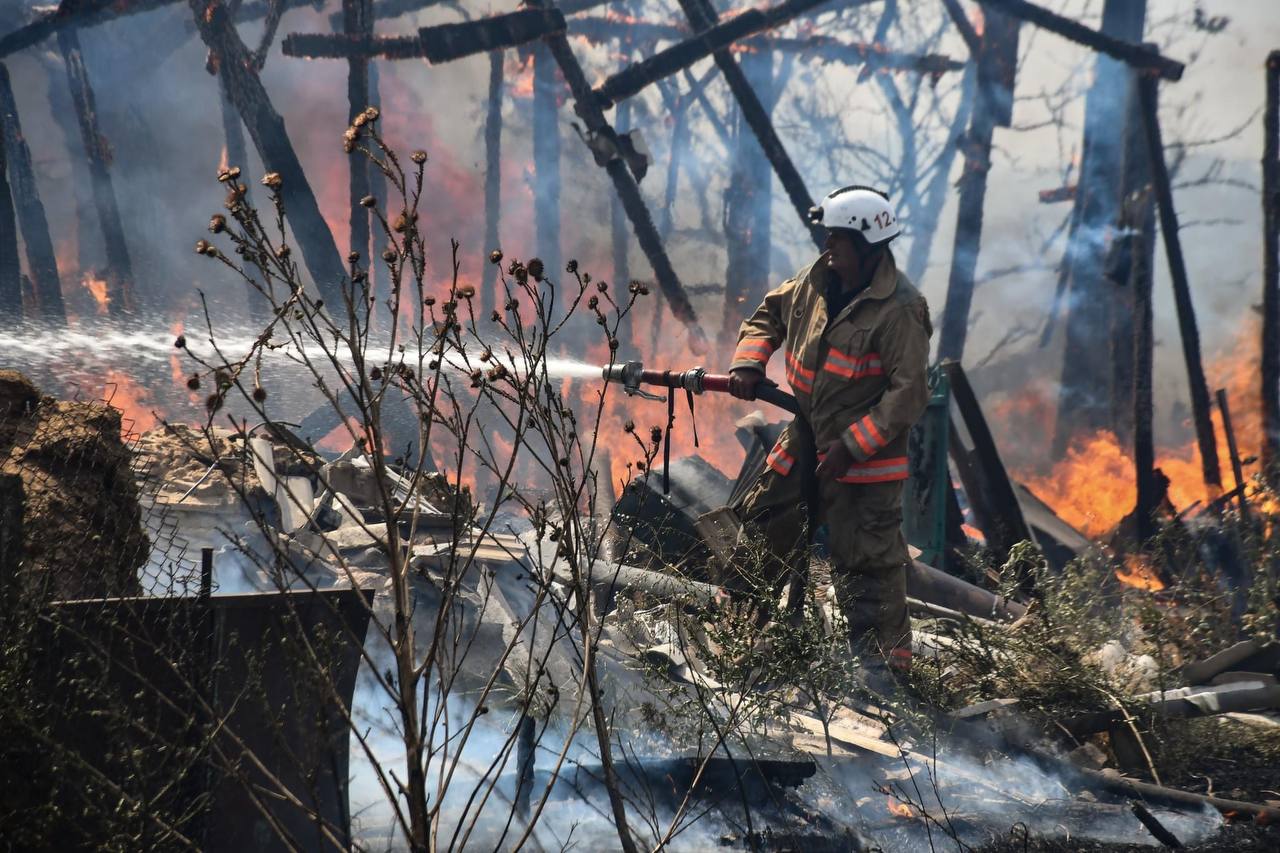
<box><xmin>1016</xmin><ymin>329</ymin><xmax>1264</xmax><ymax>538</ymax></box>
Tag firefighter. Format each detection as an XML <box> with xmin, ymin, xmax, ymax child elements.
<box><xmin>726</xmin><ymin>185</ymin><xmax>931</xmax><ymax>682</ymax></box>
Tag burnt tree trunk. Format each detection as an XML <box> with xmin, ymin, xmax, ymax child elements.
<box><xmin>1263</xmin><ymin>51</ymin><xmax>1280</xmax><ymax>485</ymax></box>
<box><xmin>482</xmin><ymin>49</ymin><xmax>503</xmax><ymax>318</ymax></box>
<box><xmin>345</xmin><ymin>0</ymin><xmax>373</xmax><ymax>279</ymax></box>
<box><xmin>1054</xmin><ymin>0</ymin><xmax>1146</xmax><ymax>452</ymax></box>
<box><xmin>188</xmin><ymin>0</ymin><xmax>347</xmax><ymax>308</ymax></box>
<box><xmin>937</xmin><ymin>5</ymin><xmax>1020</xmax><ymax>363</ymax></box>
<box><xmin>0</xmin><ymin>113</ymin><xmax>20</xmax><ymax>321</ymax></box>
<box><xmin>0</xmin><ymin>63</ymin><xmax>64</xmax><ymax>323</ymax></box>
<box><xmin>58</xmin><ymin>28</ymin><xmax>135</xmax><ymax>317</ymax></box>
<box><xmin>721</xmin><ymin>45</ymin><xmax>775</xmax><ymax>348</ymax></box>
<box><xmin>1138</xmin><ymin>75</ymin><xmax>1221</xmax><ymax>489</ymax></box>
<box><xmin>532</xmin><ymin>41</ymin><xmax>561</xmax><ymax>282</ymax></box>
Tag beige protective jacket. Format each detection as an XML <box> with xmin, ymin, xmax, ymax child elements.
<box><xmin>729</xmin><ymin>251</ymin><xmax>932</xmax><ymax>484</ymax></box>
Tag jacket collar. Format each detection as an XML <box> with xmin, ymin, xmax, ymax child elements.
<box><xmin>805</xmin><ymin>249</ymin><xmax>899</xmax><ymax>303</ymax></box>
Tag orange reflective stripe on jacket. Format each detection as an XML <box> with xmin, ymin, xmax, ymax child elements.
<box><xmin>766</xmin><ymin>442</ymin><xmax>795</xmax><ymax>476</ymax></box>
<box><xmin>785</xmin><ymin>349</ymin><xmax>814</xmax><ymax>393</ymax></box>
<box><xmin>826</xmin><ymin>348</ymin><xmax>883</xmax><ymax>380</ymax></box>
<box><xmin>733</xmin><ymin>337</ymin><xmax>775</xmax><ymax>368</ymax></box>
<box><xmin>847</xmin><ymin>415</ymin><xmax>887</xmax><ymax>457</ymax></box>
<box><xmin>816</xmin><ymin>449</ymin><xmax>910</xmax><ymax>483</ymax></box>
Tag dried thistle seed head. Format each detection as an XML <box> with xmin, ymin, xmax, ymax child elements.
<box><xmin>217</xmin><ymin>166</ymin><xmax>241</xmax><ymax>183</ymax></box>
<box><xmin>486</xmin><ymin>364</ymin><xmax>507</xmax><ymax>380</ymax></box>
<box><xmin>410</xmin><ymin>150</ymin><xmax>428</xmax><ymax>164</ymax></box>
<box><xmin>261</xmin><ymin>172</ymin><xmax>283</xmax><ymax>189</ymax></box>
<box><xmin>186</xmin><ymin>374</ymin><xmax>201</xmax><ymax>391</ymax></box>
<box><xmin>360</xmin><ymin>195</ymin><xmax>377</xmax><ymax>208</ymax></box>
<box><xmin>587</xmin><ymin>296</ymin><xmax>598</xmax><ymax>310</ymax></box>
<box><xmin>347</xmin><ymin>251</ymin><xmax>361</xmax><ymax>263</ymax></box>
<box><xmin>370</xmin><ymin>367</ymin><xmax>383</xmax><ymax>381</ymax></box>
<box><xmin>566</xmin><ymin>259</ymin><xmax>578</xmax><ymax>274</ymax></box>
<box><xmin>173</xmin><ymin>334</ymin><xmax>186</xmax><ymax>349</ymax></box>
<box><xmin>527</xmin><ymin>258</ymin><xmax>545</xmax><ymax>281</ymax></box>
<box><xmin>504</xmin><ymin>297</ymin><xmax>519</xmax><ymax>312</ymax></box>
<box><xmin>582</xmin><ymin>272</ymin><xmax>591</xmax><ymax>284</ymax></box>
<box><xmin>608</xmin><ymin>337</ymin><xmax>619</xmax><ymax>352</ymax></box>
<box><xmin>423</xmin><ymin>295</ymin><xmax>436</xmax><ymax>306</ymax></box>
<box><xmin>479</xmin><ymin>348</ymin><xmax>491</xmax><ymax>362</ymax></box>
<box><xmin>275</xmin><ymin>245</ymin><xmax>291</xmax><ymax>259</ymax></box>
<box><xmin>490</xmin><ymin>310</ymin><xmax>501</xmax><ymax>322</ymax></box>
<box><xmin>489</xmin><ymin>249</ymin><xmax>503</xmax><ymax>265</ymax></box>
<box><xmin>650</xmin><ymin>426</ymin><xmax>663</xmax><ymax>444</ymax></box>
<box><xmin>457</xmin><ymin>284</ymin><xmax>475</xmax><ymax>299</ymax></box>
<box><xmin>392</xmin><ymin>212</ymin><xmax>409</xmax><ymax>232</ymax></box>
<box><xmin>596</xmin><ymin>280</ymin><xmax>608</xmax><ymax>292</ymax></box>
<box><xmin>195</xmin><ymin>240</ymin><xmax>212</xmax><ymax>256</ymax></box>
<box><xmin>252</xmin><ymin>386</ymin><xmax>267</xmax><ymax>402</ymax></box>
<box><xmin>636</xmin><ymin>461</ymin><xmax>647</xmax><ymax>472</ymax></box>
<box><xmin>352</xmin><ymin>113</ymin><xmax>367</xmax><ymax>129</ymax></box>
<box><xmin>208</xmin><ymin>214</ymin><xmax>226</xmax><ymax>234</ymax></box>
<box><xmin>381</xmin><ymin>248</ymin><xmax>396</xmax><ymax>263</ymax></box>
<box><xmin>362</xmin><ymin>106</ymin><xmax>380</xmax><ymax>122</ymax></box>
<box><xmin>623</xmin><ymin>420</ymin><xmax>635</xmax><ymax>433</ymax></box>
<box><xmin>205</xmin><ymin>393</ymin><xmax>224</xmax><ymax>412</ymax></box>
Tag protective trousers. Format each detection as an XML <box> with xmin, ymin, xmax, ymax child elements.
<box><xmin>732</xmin><ymin>445</ymin><xmax>913</xmax><ymax>671</ymax></box>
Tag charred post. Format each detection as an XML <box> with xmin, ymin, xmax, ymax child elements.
<box><xmin>1132</xmin><ymin>185</ymin><xmax>1157</xmax><ymax>544</ymax></box>
<box><xmin>611</xmin><ymin>98</ymin><xmax>631</xmax><ymax>342</ymax></box>
<box><xmin>0</xmin><ymin>63</ymin><xmax>65</xmax><ymax>323</ymax></box>
<box><xmin>188</xmin><ymin>0</ymin><xmax>347</xmax><ymax>308</ymax></box>
<box><xmin>482</xmin><ymin>50</ymin><xmax>503</xmax><ymax>318</ymax></box>
<box><xmin>57</xmin><ymin>28</ymin><xmax>135</xmax><ymax>317</ymax></box>
<box><xmin>721</xmin><ymin>44</ymin><xmax>776</xmax><ymax>346</ymax></box>
<box><xmin>1137</xmin><ymin>75</ymin><xmax>1222</xmax><ymax>489</ymax></box>
<box><xmin>1263</xmin><ymin>51</ymin><xmax>1280</xmax><ymax>485</ymax></box>
<box><xmin>345</xmin><ymin>0</ymin><xmax>374</xmax><ymax>283</ymax></box>
<box><xmin>0</xmin><ymin>114</ymin><xmax>20</xmax><ymax>321</ymax></box>
<box><xmin>1054</xmin><ymin>1</ymin><xmax>1147</xmax><ymax>451</ymax></box>
<box><xmin>676</xmin><ymin>0</ymin><xmax>823</xmax><ymax>248</ymax></box>
<box><xmin>937</xmin><ymin>7</ymin><xmax>1020</xmax><ymax>363</ymax></box>
<box><xmin>532</xmin><ymin>40</ymin><xmax>561</xmax><ymax>287</ymax></box>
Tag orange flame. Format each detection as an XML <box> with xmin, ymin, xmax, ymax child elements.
<box><xmin>82</xmin><ymin>272</ymin><xmax>109</xmax><ymax>314</ymax></box>
<box><xmin>886</xmin><ymin>797</ymin><xmax>916</xmax><ymax>819</ymax></box>
<box><xmin>1116</xmin><ymin>553</ymin><xmax>1165</xmax><ymax>591</ymax></box>
<box><xmin>1013</xmin><ymin>326</ymin><xmax>1264</xmax><ymax>538</ymax></box>
<box><xmin>103</xmin><ymin>369</ymin><xmax>158</xmax><ymax>436</ymax></box>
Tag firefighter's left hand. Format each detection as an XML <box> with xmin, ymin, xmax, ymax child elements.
<box><xmin>815</xmin><ymin>440</ymin><xmax>854</xmax><ymax>482</ymax></box>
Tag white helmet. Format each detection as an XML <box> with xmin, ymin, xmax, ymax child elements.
<box><xmin>808</xmin><ymin>186</ymin><xmax>900</xmax><ymax>245</ymax></box>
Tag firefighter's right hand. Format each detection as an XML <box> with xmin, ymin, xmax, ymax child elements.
<box><xmin>728</xmin><ymin>368</ymin><xmax>763</xmax><ymax>400</ymax></box>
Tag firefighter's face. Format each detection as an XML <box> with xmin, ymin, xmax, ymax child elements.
<box><xmin>824</xmin><ymin>228</ymin><xmax>867</xmax><ymax>281</ymax></box>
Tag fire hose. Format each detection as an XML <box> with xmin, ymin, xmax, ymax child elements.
<box><xmin>601</xmin><ymin>360</ymin><xmax>800</xmax><ymax>495</ymax></box>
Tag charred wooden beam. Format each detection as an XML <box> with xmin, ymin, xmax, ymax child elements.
<box><xmin>189</xmin><ymin>0</ymin><xmax>347</xmax><ymax>308</ymax></box>
<box><xmin>676</xmin><ymin>0</ymin><xmax>824</xmax><ymax>249</ymax></box>
<box><xmin>1137</xmin><ymin>75</ymin><xmax>1221</xmax><ymax>488</ymax></box>
<box><xmin>611</xmin><ymin>98</ymin><xmax>631</xmax><ymax>342</ymax></box>
<box><xmin>481</xmin><ymin>49</ymin><xmax>502</xmax><ymax>318</ymax></box>
<box><xmin>937</xmin><ymin>7</ymin><xmax>1020</xmax><ymax>362</ymax></box>
<box><xmin>419</xmin><ymin>9</ymin><xmax>565</xmax><ymax>64</ymax></box>
<box><xmin>941</xmin><ymin>360</ymin><xmax>1035</xmax><ymax>579</ymax></box>
<box><xmin>1132</xmin><ymin>180</ymin><xmax>1157</xmax><ymax>543</ymax></box>
<box><xmin>58</xmin><ymin>28</ymin><xmax>135</xmax><ymax>317</ymax></box>
<box><xmin>980</xmin><ymin>0</ymin><xmax>1183</xmax><ymax>81</ymax></box>
<box><xmin>0</xmin><ymin>62</ymin><xmax>65</xmax><ymax>323</ymax></box>
<box><xmin>1037</xmin><ymin>185</ymin><xmax>1076</xmax><ymax>204</ymax></box>
<box><xmin>326</xmin><ymin>0</ymin><xmax>606</xmax><ymax>30</ymax></box>
<box><xmin>527</xmin><ymin>0</ymin><xmax>705</xmax><ymax>347</ymax></box>
<box><xmin>596</xmin><ymin>0</ymin><xmax>853</xmax><ymax>106</ymax></box>
<box><xmin>1264</xmin><ymin>52</ymin><xmax>1280</xmax><ymax>485</ymax></box>
<box><xmin>286</xmin><ymin>9</ymin><xmax>566</xmax><ymax>64</ymax></box>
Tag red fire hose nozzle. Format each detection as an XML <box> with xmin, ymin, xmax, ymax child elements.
<box><xmin>601</xmin><ymin>360</ymin><xmax>799</xmax><ymax>415</ymax></box>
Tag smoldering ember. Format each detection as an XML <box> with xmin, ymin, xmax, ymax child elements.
<box><xmin>3</xmin><ymin>2</ymin><xmax>1280</xmax><ymax>852</ymax></box>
